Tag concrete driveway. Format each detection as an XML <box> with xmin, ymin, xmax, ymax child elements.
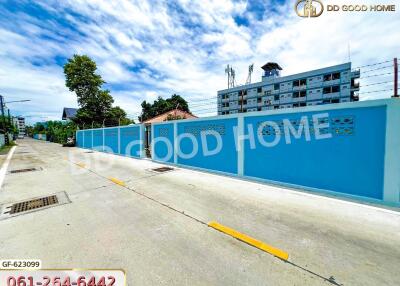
<box><xmin>0</xmin><ymin>138</ymin><xmax>399</xmax><ymax>285</ymax></box>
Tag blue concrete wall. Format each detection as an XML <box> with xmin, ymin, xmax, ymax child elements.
<box><xmin>93</xmin><ymin>129</ymin><xmax>103</xmax><ymax>151</ymax></box>
<box><xmin>76</xmin><ymin>132</ymin><xmax>83</xmax><ymax>146</ymax></box>
<box><xmin>150</xmin><ymin>100</ymin><xmax>397</xmax><ymax>204</ymax></box>
<box><xmin>152</xmin><ymin>123</ymin><xmax>174</xmax><ymax>163</ymax></box>
<box><xmin>76</xmin><ymin>100</ymin><xmax>400</xmax><ymax>205</ymax></box>
<box><xmin>176</xmin><ymin>118</ymin><xmax>238</xmax><ymax>174</ymax></box>
<box><xmin>243</xmin><ymin>106</ymin><xmax>386</xmax><ymax>200</ymax></box>
<box><xmin>104</xmin><ymin>128</ymin><xmax>118</xmax><ymax>153</ymax></box>
<box><xmin>83</xmin><ymin>130</ymin><xmax>92</xmax><ymax>149</ymax></box>
<box><xmin>76</xmin><ymin>125</ymin><xmax>143</xmax><ymax>157</ymax></box>
<box><xmin>120</xmin><ymin>125</ymin><xmax>142</xmax><ymax>157</ymax></box>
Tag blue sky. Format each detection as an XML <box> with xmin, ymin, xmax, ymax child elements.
<box><xmin>0</xmin><ymin>0</ymin><xmax>399</xmax><ymax>124</ymax></box>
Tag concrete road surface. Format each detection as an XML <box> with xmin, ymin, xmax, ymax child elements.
<box><xmin>0</xmin><ymin>138</ymin><xmax>399</xmax><ymax>285</ymax></box>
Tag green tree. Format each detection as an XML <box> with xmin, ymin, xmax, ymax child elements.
<box><xmin>63</xmin><ymin>54</ymin><xmax>132</xmax><ymax>127</ymax></box>
<box><xmin>104</xmin><ymin>106</ymin><xmax>131</xmax><ymax>126</ymax></box>
<box><xmin>139</xmin><ymin>94</ymin><xmax>191</xmax><ymax>122</ymax></box>
<box><xmin>25</xmin><ymin>126</ymin><xmax>33</xmax><ymax>137</ymax></box>
<box><xmin>30</xmin><ymin>121</ymin><xmax>77</xmax><ymax>144</ymax></box>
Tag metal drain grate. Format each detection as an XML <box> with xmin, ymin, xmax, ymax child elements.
<box><xmin>85</xmin><ymin>151</ymin><xmax>94</xmax><ymax>153</ymax></box>
<box><xmin>10</xmin><ymin>168</ymin><xmax>37</xmax><ymax>174</ymax></box>
<box><xmin>152</xmin><ymin>167</ymin><xmax>174</xmax><ymax>172</ymax></box>
<box><xmin>7</xmin><ymin>195</ymin><xmax>58</xmax><ymax>215</ymax></box>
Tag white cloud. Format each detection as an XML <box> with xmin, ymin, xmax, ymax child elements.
<box><xmin>0</xmin><ymin>0</ymin><xmax>399</xmax><ymax>124</ymax></box>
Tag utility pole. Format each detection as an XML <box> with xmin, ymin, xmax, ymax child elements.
<box><xmin>394</xmin><ymin>58</ymin><xmax>398</xmax><ymax>98</ymax></box>
<box><xmin>0</xmin><ymin>95</ymin><xmax>7</xmax><ymax>145</ymax></box>
<box><xmin>0</xmin><ymin>95</ymin><xmax>4</xmax><ymax>126</ymax></box>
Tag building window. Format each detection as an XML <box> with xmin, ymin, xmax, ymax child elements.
<box><xmin>257</xmin><ymin>87</ymin><xmax>262</xmax><ymax>93</ymax></box>
<box><xmin>293</xmin><ymin>103</ymin><xmax>299</xmax><ymax>108</ymax></box>
<box><xmin>274</xmin><ymin>84</ymin><xmax>280</xmax><ymax>90</ymax></box>
<box><xmin>331</xmin><ymin>98</ymin><xmax>340</xmax><ymax>103</ymax></box>
<box><xmin>257</xmin><ymin>97</ymin><xmax>262</xmax><ymax>103</ymax></box>
<box><xmin>300</xmin><ymin>102</ymin><xmax>307</xmax><ymax>107</ymax></box>
<box><xmin>323</xmin><ymin>87</ymin><xmax>331</xmax><ymax>94</ymax></box>
<box><xmin>265</xmin><ymin>90</ymin><xmax>271</xmax><ymax>95</ymax></box>
<box><xmin>300</xmin><ymin>79</ymin><xmax>307</xmax><ymax>86</ymax></box>
<box><xmin>323</xmin><ymin>74</ymin><xmax>332</xmax><ymax>81</ymax></box>
<box><xmin>324</xmin><ymin>72</ymin><xmax>341</xmax><ymax>81</ymax></box>
<box><xmin>300</xmin><ymin>90</ymin><xmax>306</xmax><ymax>97</ymax></box>
<box><xmin>323</xmin><ymin>85</ymin><xmax>340</xmax><ymax>94</ymax></box>
<box><xmin>293</xmin><ymin>92</ymin><xmax>299</xmax><ymax>98</ymax></box>
<box><xmin>274</xmin><ymin>95</ymin><xmax>280</xmax><ymax>101</ymax></box>
<box><xmin>274</xmin><ymin>105</ymin><xmax>280</xmax><ymax>109</ymax></box>
<box><xmin>332</xmin><ymin>85</ymin><xmax>340</xmax><ymax>93</ymax></box>
<box><xmin>293</xmin><ymin>80</ymin><xmax>299</xmax><ymax>87</ymax></box>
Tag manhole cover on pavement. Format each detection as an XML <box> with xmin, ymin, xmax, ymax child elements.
<box><xmin>9</xmin><ymin>168</ymin><xmax>39</xmax><ymax>174</ymax></box>
<box><xmin>7</xmin><ymin>195</ymin><xmax>58</xmax><ymax>214</ymax></box>
<box><xmin>0</xmin><ymin>191</ymin><xmax>71</xmax><ymax>221</ymax></box>
<box><xmin>152</xmin><ymin>167</ymin><xmax>174</xmax><ymax>172</ymax></box>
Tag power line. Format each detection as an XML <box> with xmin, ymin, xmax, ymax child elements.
<box><xmin>359</xmin><ymin>72</ymin><xmax>394</xmax><ymax>80</ymax></box>
<box><xmin>191</xmin><ymin>106</ymin><xmax>217</xmax><ymax>113</ymax></box>
<box><xmin>189</xmin><ymin>101</ymin><xmax>217</xmax><ymax>108</ymax></box>
<box><xmin>353</xmin><ymin>60</ymin><xmax>392</xmax><ymax>70</ymax></box>
<box><xmin>358</xmin><ymin>88</ymin><xmax>395</xmax><ymax>95</ymax></box>
<box><xmin>187</xmin><ymin>96</ymin><xmax>218</xmax><ymax>103</ymax></box>
<box><xmin>360</xmin><ymin>80</ymin><xmax>394</xmax><ymax>87</ymax></box>
<box><xmin>361</xmin><ymin>65</ymin><xmax>393</xmax><ymax>74</ymax></box>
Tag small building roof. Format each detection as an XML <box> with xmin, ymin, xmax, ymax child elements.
<box><xmin>143</xmin><ymin>109</ymin><xmax>197</xmax><ymax>124</ymax></box>
<box><xmin>261</xmin><ymin>62</ymin><xmax>283</xmax><ymax>71</ymax></box>
<box><xmin>62</xmin><ymin>107</ymin><xmax>77</xmax><ymax>120</ymax></box>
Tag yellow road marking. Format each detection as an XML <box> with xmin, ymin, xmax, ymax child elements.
<box><xmin>208</xmin><ymin>221</ymin><xmax>289</xmax><ymax>260</ymax></box>
<box><xmin>109</xmin><ymin>177</ymin><xmax>126</xmax><ymax>187</ymax></box>
<box><xmin>76</xmin><ymin>162</ymin><xmax>86</xmax><ymax>168</ymax></box>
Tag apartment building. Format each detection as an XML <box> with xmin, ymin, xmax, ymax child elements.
<box><xmin>13</xmin><ymin>116</ymin><xmax>26</xmax><ymax>138</ymax></box>
<box><xmin>217</xmin><ymin>62</ymin><xmax>360</xmax><ymax>115</ymax></box>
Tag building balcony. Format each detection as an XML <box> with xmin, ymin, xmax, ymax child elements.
<box><xmin>323</xmin><ymin>79</ymin><xmax>340</xmax><ymax>86</ymax></box>
<box><xmin>351</xmin><ymin>91</ymin><xmax>359</xmax><ymax>101</ymax></box>
<box><xmin>351</xmin><ymin>69</ymin><xmax>361</xmax><ymax>78</ymax></box>
<box><xmin>246</xmin><ymin>102</ymin><xmax>257</xmax><ymax>108</ymax></box>
<box><xmin>245</xmin><ymin>94</ymin><xmax>256</xmax><ymax>100</ymax></box>
<box><xmin>292</xmin><ymin>85</ymin><xmax>306</xmax><ymax>91</ymax></box>
<box><xmin>292</xmin><ymin>96</ymin><xmax>306</xmax><ymax>103</ymax></box>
